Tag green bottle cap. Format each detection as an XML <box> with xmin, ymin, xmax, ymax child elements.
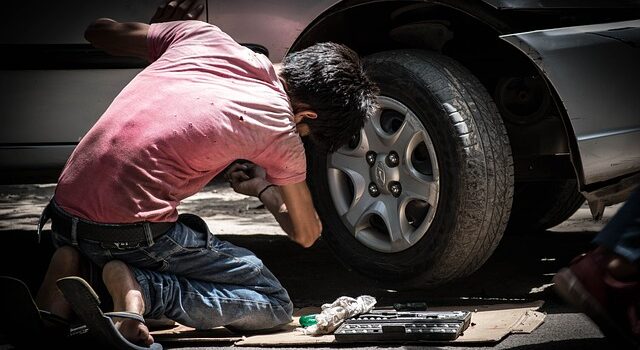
<box><xmin>299</xmin><ymin>314</ymin><xmax>317</xmax><ymax>327</ymax></box>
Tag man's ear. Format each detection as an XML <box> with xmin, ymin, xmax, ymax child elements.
<box><xmin>293</xmin><ymin>110</ymin><xmax>317</xmax><ymax>123</ymax></box>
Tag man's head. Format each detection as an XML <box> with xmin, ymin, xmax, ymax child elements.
<box><xmin>281</xmin><ymin>42</ymin><xmax>379</xmax><ymax>152</ymax></box>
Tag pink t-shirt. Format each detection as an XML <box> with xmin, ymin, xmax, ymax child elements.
<box><xmin>55</xmin><ymin>21</ymin><xmax>306</xmax><ymax>223</ymax></box>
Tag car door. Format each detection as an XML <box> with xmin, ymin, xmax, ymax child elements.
<box><xmin>0</xmin><ymin>1</ymin><xmax>162</xmax><ymax>181</ymax></box>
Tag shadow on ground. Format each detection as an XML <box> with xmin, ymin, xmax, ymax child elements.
<box><xmin>223</xmin><ymin>230</ymin><xmax>597</xmax><ymax>308</ymax></box>
<box><xmin>0</xmin><ymin>227</ymin><xmax>597</xmax><ymax>310</ymax></box>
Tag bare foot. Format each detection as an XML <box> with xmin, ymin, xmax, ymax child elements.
<box><xmin>36</xmin><ymin>246</ymin><xmax>86</xmax><ymax>319</ymax></box>
<box><xmin>113</xmin><ymin>318</ymin><xmax>154</xmax><ymax>347</ymax></box>
<box><xmin>102</xmin><ymin>260</ymin><xmax>154</xmax><ymax>346</ymax></box>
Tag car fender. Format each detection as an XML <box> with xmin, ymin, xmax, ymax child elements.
<box><xmin>501</xmin><ymin>20</ymin><xmax>640</xmax><ymax>187</ymax></box>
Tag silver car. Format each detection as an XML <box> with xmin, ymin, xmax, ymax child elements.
<box><xmin>2</xmin><ymin>0</ymin><xmax>639</xmax><ymax>287</ymax></box>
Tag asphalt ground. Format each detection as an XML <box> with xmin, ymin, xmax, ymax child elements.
<box><xmin>0</xmin><ymin>183</ymin><xmax>625</xmax><ymax>349</ymax></box>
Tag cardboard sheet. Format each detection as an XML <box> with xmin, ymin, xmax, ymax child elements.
<box><xmin>152</xmin><ymin>324</ymin><xmax>242</xmax><ymax>344</ymax></box>
<box><xmin>151</xmin><ymin>300</ymin><xmax>545</xmax><ymax>346</ymax></box>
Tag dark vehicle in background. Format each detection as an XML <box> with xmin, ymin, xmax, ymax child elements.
<box><xmin>2</xmin><ymin>0</ymin><xmax>639</xmax><ymax>288</ymax></box>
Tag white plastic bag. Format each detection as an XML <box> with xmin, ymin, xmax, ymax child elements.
<box><xmin>297</xmin><ymin>295</ymin><xmax>376</xmax><ymax>335</ymax></box>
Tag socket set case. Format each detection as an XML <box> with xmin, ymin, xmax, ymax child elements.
<box><xmin>334</xmin><ymin>309</ymin><xmax>472</xmax><ymax>342</ymax></box>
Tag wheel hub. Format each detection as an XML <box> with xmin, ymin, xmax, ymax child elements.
<box><xmin>326</xmin><ymin>96</ymin><xmax>440</xmax><ymax>253</ymax></box>
<box><xmin>369</xmin><ymin>155</ymin><xmax>400</xmax><ymax>196</ymax></box>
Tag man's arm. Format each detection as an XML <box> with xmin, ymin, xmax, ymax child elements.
<box><xmin>263</xmin><ymin>181</ymin><xmax>322</xmax><ymax>248</ymax></box>
<box><xmin>227</xmin><ymin>163</ymin><xmax>322</xmax><ymax>247</ymax></box>
<box><xmin>84</xmin><ymin>0</ymin><xmax>204</xmax><ymax>60</ymax></box>
<box><xmin>84</xmin><ymin>19</ymin><xmax>149</xmax><ymax>60</ymax></box>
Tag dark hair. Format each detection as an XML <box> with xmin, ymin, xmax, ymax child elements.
<box><xmin>281</xmin><ymin>42</ymin><xmax>379</xmax><ymax>152</ymax></box>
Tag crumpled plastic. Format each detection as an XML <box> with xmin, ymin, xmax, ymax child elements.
<box><xmin>296</xmin><ymin>295</ymin><xmax>377</xmax><ymax>335</ymax></box>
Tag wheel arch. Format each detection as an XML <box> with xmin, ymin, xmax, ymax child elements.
<box><xmin>290</xmin><ymin>0</ymin><xmax>581</xmax><ymax>187</ymax></box>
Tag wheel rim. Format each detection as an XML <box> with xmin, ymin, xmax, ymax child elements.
<box><xmin>326</xmin><ymin>96</ymin><xmax>440</xmax><ymax>253</ymax></box>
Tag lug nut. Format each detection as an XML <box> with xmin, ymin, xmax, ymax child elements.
<box><xmin>386</xmin><ymin>151</ymin><xmax>399</xmax><ymax>167</ymax></box>
<box><xmin>389</xmin><ymin>181</ymin><xmax>402</xmax><ymax>197</ymax></box>
<box><xmin>368</xmin><ymin>183</ymin><xmax>380</xmax><ymax>197</ymax></box>
<box><xmin>366</xmin><ymin>151</ymin><xmax>377</xmax><ymax>167</ymax></box>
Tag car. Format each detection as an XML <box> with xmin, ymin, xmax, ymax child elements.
<box><xmin>1</xmin><ymin>0</ymin><xmax>639</xmax><ymax>288</ymax></box>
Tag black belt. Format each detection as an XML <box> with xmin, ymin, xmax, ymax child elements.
<box><xmin>39</xmin><ymin>200</ymin><xmax>174</xmax><ymax>249</ymax></box>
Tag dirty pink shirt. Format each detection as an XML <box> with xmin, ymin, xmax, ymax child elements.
<box><xmin>55</xmin><ymin>21</ymin><xmax>306</xmax><ymax>223</ymax></box>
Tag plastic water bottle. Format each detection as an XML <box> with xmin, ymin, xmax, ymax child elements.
<box><xmin>299</xmin><ymin>314</ymin><xmax>318</xmax><ymax>327</ymax></box>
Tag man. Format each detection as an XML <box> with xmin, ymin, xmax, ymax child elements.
<box><xmin>34</xmin><ymin>0</ymin><xmax>378</xmax><ymax>347</ymax></box>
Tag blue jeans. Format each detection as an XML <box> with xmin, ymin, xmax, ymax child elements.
<box><xmin>51</xmin><ymin>212</ymin><xmax>293</xmax><ymax>331</ymax></box>
<box><xmin>593</xmin><ymin>187</ymin><xmax>640</xmax><ymax>264</ymax></box>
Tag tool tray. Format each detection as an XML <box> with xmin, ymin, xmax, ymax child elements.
<box><xmin>334</xmin><ymin>309</ymin><xmax>472</xmax><ymax>342</ymax></box>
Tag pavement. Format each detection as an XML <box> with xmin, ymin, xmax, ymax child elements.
<box><xmin>0</xmin><ymin>181</ymin><xmax>625</xmax><ymax>349</ymax></box>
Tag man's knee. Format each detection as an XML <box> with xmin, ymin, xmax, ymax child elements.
<box><xmin>51</xmin><ymin>245</ymin><xmax>81</xmax><ymax>266</ymax></box>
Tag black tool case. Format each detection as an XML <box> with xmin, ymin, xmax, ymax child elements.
<box><xmin>334</xmin><ymin>310</ymin><xmax>472</xmax><ymax>342</ymax></box>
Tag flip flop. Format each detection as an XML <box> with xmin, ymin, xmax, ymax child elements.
<box><xmin>56</xmin><ymin>276</ymin><xmax>162</xmax><ymax>350</ymax></box>
<box><xmin>0</xmin><ymin>276</ymin><xmax>88</xmax><ymax>347</ymax></box>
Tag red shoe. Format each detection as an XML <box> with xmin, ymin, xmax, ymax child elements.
<box><xmin>553</xmin><ymin>250</ymin><xmax>640</xmax><ymax>349</ymax></box>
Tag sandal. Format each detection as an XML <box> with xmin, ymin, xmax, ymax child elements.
<box><xmin>0</xmin><ymin>276</ymin><xmax>88</xmax><ymax>347</ymax></box>
<box><xmin>56</xmin><ymin>276</ymin><xmax>162</xmax><ymax>350</ymax></box>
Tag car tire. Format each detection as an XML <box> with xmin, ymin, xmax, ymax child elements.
<box><xmin>507</xmin><ymin>180</ymin><xmax>585</xmax><ymax>233</ymax></box>
<box><xmin>306</xmin><ymin>50</ymin><xmax>514</xmax><ymax>287</ymax></box>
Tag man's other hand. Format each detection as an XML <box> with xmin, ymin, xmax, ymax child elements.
<box><xmin>150</xmin><ymin>0</ymin><xmax>205</xmax><ymax>24</ymax></box>
<box><xmin>226</xmin><ymin>163</ymin><xmax>270</xmax><ymax>197</ymax></box>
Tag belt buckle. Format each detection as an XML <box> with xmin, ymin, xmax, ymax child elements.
<box><xmin>101</xmin><ymin>241</ymin><xmax>141</xmax><ymax>250</ymax></box>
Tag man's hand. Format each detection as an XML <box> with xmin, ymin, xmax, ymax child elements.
<box><xmin>226</xmin><ymin>162</ymin><xmax>270</xmax><ymax>197</ymax></box>
<box><xmin>150</xmin><ymin>0</ymin><xmax>205</xmax><ymax>24</ymax></box>
<box><xmin>225</xmin><ymin>162</ymin><xmax>321</xmax><ymax>248</ymax></box>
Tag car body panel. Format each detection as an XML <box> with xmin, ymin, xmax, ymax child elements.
<box><xmin>0</xmin><ymin>146</ymin><xmax>76</xmax><ymax>171</ymax></box>
<box><xmin>1</xmin><ymin>69</ymin><xmax>140</xmax><ymax>144</ymax></box>
<box><xmin>482</xmin><ymin>0</ymin><xmax>640</xmax><ymax>9</ymax></box>
<box><xmin>209</xmin><ymin>0</ymin><xmax>337</xmax><ymax>62</ymax></box>
<box><xmin>0</xmin><ymin>0</ymin><xmax>181</xmax><ymax>172</ymax></box>
<box><xmin>0</xmin><ymin>0</ymin><xmax>162</xmax><ymax>45</ymax></box>
<box><xmin>501</xmin><ymin>20</ymin><xmax>640</xmax><ymax>185</ymax></box>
